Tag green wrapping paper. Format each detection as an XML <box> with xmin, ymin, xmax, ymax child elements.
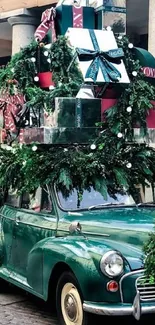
<box><xmin>55</xmin><ymin>5</ymin><xmax>95</xmax><ymax>35</ymax></box>
<box><xmin>18</xmin><ymin>98</ymin><xmax>101</xmax><ymax>145</ymax></box>
<box><xmin>45</xmin><ymin>97</ymin><xmax>101</xmax><ymax>128</ymax></box>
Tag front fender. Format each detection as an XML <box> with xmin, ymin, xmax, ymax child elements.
<box><xmin>27</xmin><ymin>236</ymin><xmax>121</xmax><ymax>303</ymax></box>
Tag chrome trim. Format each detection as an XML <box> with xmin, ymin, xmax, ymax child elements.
<box><xmin>119</xmin><ymin>270</ymin><xmax>143</xmax><ymax>302</ymax></box>
<box><xmin>83</xmin><ymin>303</ymin><xmax>133</xmax><ymax>316</ymax></box>
<box><xmin>136</xmin><ymin>275</ymin><xmax>155</xmax><ymax>302</ymax></box>
<box><xmin>83</xmin><ymin>292</ymin><xmax>155</xmax><ymax>319</ymax></box>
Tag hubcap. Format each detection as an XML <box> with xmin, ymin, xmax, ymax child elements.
<box><xmin>61</xmin><ymin>282</ymin><xmax>83</xmax><ymax>325</ymax></box>
<box><xmin>64</xmin><ymin>294</ymin><xmax>78</xmax><ymax>321</ymax></box>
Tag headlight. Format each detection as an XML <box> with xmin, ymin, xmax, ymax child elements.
<box><xmin>100</xmin><ymin>251</ymin><xmax>124</xmax><ymax>277</ymax></box>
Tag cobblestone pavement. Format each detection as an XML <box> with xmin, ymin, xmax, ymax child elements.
<box><xmin>0</xmin><ymin>282</ymin><xmax>155</xmax><ymax>324</ymax></box>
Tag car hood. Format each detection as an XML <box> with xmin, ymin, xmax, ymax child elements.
<box><xmin>65</xmin><ymin>206</ymin><xmax>155</xmax><ymax>270</ymax></box>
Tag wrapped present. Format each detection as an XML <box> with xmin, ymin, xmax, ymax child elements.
<box><xmin>44</xmin><ymin>97</ymin><xmax>101</xmax><ymax>127</ymax></box>
<box><xmin>0</xmin><ymin>92</ymin><xmax>25</xmax><ymax>134</ymax></box>
<box><xmin>18</xmin><ymin>127</ymin><xmax>99</xmax><ymax>144</ymax></box>
<box><xmin>144</xmin><ymin>101</ymin><xmax>155</xmax><ymax>129</ymax></box>
<box><xmin>34</xmin><ymin>7</ymin><xmax>56</xmax><ymax>42</ymax></box>
<box><xmin>101</xmin><ymin>88</ymin><xmax>118</xmax><ymax>119</ymax></box>
<box><xmin>38</xmin><ymin>72</ymin><xmax>55</xmax><ymax>89</ymax></box>
<box><xmin>55</xmin><ymin>5</ymin><xmax>95</xmax><ymax>35</ymax></box>
<box><xmin>95</xmin><ymin>0</ymin><xmax>126</xmax><ymax>34</ymax></box>
<box><xmin>76</xmin><ymin>84</ymin><xmax>94</xmax><ymax>98</ymax></box>
<box><xmin>66</xmin><ymin>28</ymin><xmax>130</xmax><ymax>84</ymax></box>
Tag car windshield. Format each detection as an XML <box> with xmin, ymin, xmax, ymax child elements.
<box><xmin>56</xmin><ymin>187</ymin><xmax>136</xmax><ymax>211</ymax></box>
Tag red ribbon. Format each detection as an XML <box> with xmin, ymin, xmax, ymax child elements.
<box><xmin>72</xmin><ymin>6</ymin><xmax>83</xmax><ymax>28</ymax></box>
<box><xmin>0</xmin><ymin>92</ymin><xmax>25</xmax><ymax>134</ymax></box>
<box><xmin>34</xmin><ymin>7</ymin><xmax>56</xmax><ymax>42</ymax></box>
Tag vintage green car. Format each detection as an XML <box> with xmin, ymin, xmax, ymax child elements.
<box><xmin>0</xmin><ymin>185</ymin><xmax>155</xmax><ymax>325</ymax></box>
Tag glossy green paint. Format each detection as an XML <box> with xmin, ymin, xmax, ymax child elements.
<box><xmin>0</xmin><ymin>188</ymin><xmax>154</xmax><ymax>306</ymax></box>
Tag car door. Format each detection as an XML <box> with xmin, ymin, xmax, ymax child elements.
<box><xmin>0</xmin><ymin>189</ymin><xmax>21</xmax><ymax>272</ymax></box>
<box><xmin>11</xmin><ymin>186</ymin><xmax>57</xmax><ymax>279</ymax></box>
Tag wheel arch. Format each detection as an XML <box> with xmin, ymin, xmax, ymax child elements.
<box><xmin>47</xmin><ymin>262</ymin><xmax>76</xmax><ymax>307</ymax></box>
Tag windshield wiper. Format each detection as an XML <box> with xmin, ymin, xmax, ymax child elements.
<box><xmin>88</xmin><ymin>203</ymin><xmax>125</xmax><ymax>210</ymax></box>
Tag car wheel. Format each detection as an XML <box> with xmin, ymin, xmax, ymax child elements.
<box><xmin>56</xmin><ymin>271</ymin><xmax>88</xmax><ymax>325</ymax></box>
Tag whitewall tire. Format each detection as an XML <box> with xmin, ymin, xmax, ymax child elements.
<box><xmin>56</xmin><ymin>272</ymin><xmax>88</xmax><ymax>325</ymax></box>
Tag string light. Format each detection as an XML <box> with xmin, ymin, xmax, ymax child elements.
<box><xmin>127</xmin><ymin>106</ymin><xmax>132</xmax><ymax>112</ymax></box>
<box><xmin>117</xmin><ymin>132</ymin><xmax>123</xmax><ymax>138</ymax></box>
<box><xmin>106</xmin><ymin>26</ymin><xmax>112</xmax><ymax>31</ymax></box>
<box><xmin>34</xmin><ymin>76</ymin><xmax>39</xmax><ymax>82</ymax></box>
<box><xmin>90</xmin><ymin>144</ymin><xmax>96</xmax><ymax>150</ymax></box>
<box><xmin>32</xmin><ymin>145</ymin><xmax>38</xmax><ymax>152</ymax></box>
<box><xmin>128</xmin><ymin>43</ymin><xmax>134</xmax><ymax>49</ymax></box>
<box><xmin>44</xmin><ymin>51</ymin><xmax>49</xmax><ymax>57</ymax></box>
<box><xmin>31</xmin><ymin>57</ymin><xmax>36</xmax><ymax>63</ymax></box>
<box><xmin>126</xmin><ymin>163</ymin><xmax>132</xmax><ymax>168</ymax></box>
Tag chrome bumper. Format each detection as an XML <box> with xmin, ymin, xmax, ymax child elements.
<box><xmin>83</xmin><ymin>292</ymin><xmax>155</xmax><ymax>320</ymax></box>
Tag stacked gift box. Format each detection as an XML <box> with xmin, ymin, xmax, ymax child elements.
<box><xmin>19</xmin><ymin>98</ymin><xmax>101</xmax><ymax>144</ymax></box>
<box><xmin>0</xmin><ymin>0</ymin><xmax>131</xmax><ymax>145</ymax></box>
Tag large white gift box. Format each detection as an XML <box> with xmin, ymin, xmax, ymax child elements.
<box><xmin>66</xmin><ymin>28</ymin><xmax>130</xmax><ymax>84</ymax></box>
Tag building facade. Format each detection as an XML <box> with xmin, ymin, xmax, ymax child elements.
<box><xmin>0</xmin><ymin>0</ymin><xmax>153</xmax><ymax>62</ymax></box>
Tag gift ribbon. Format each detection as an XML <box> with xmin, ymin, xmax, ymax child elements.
<box><xmin>34</xmin><ymin>7</ymin><xmax>56</xmax><ymax>42</ymax></box>
<box><xmin>0</xmin><ymin>93</ymin><xmax>25</xmax><ymax>134</ymax></box>
<box><xmin>75</xmin><ymin>98</ymin><xmax>82</xmax><ymax>128</ymax></box>
<box><xmin>72</xmin><ymin>6</ymin><xmax>83</xmax><ymax>28</ymax></box>
<box><xmin>76</xmin><ymin>29</ymin><xmax>124</xmax><ymax>83</ymax></box>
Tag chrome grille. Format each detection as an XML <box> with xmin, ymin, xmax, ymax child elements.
<box><xmin>136</xmin><ymin>276</ymin><xmax>155</xmax><ymax>301</ymax></box>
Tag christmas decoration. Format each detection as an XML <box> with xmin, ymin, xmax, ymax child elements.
<box><xmin>126</xmin><ymin>106</ymin><xmax>132</xmax><ymax>112</ymax></box>
<box><xmin>117</xmin><ymin>132</ymin><xmax>123</xmax><ymax>138</ymax></box>
<box><xmin>66</xmin><ymin>28</ymin><xmax>130</xmax><ymax>84</ymax></box>
<box><xmin>132</xmin><ymin>71</ymin><xmax>138</xmax><ymax>77</ymax></box>
<box><xmin>43</xmin><ymin>97</ymin><xmax>101</xmax><ymax>129</ymax></box>
<box><xmin>18</xmin><ymin>126</ymin><xmax>98</xmax><ymax>144</ymax></box>
<box><xmin>90</xmin><ymin>143</ymin><xmax>96</xmax><ymax>150</ymax></box>
<box><xmin>55</xmin><ymin>4</ymin><xmax>95</xmax><ymax>36</ymax></box>
<box><xmin>34</xmin><ymin>7</ymin><xmax>56</xmax><ymax>42</ymax></box>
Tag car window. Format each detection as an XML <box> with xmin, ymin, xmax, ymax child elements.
<box><xmin>57</xmin><ymin>188</ymin><xmax>135</xmax><ymax>211</ymax></box>
<box><xmin>21</xmin><ymin>187</ymin><xmax>53</xmax><ymax>214</ymax></box>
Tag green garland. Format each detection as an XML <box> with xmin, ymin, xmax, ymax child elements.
<box><xmin>0</xmin><ymin>141</ymin><xmax>155</xmax><ymax>205</ymax></box>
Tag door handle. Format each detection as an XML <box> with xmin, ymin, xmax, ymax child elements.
<box><xmin>15</xmin><ymin>216</ymin><xmax>21</xmax><ymax>225</ymax></box>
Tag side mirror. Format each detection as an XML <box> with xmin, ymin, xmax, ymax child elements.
<box><xmin>69</xmin><ymin>221</ymin><xmax>82</xmax><ymax>234</ymax></box>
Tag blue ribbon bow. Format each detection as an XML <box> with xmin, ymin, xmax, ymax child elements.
<box><xmin>76</xmin><ymin>30</ymin><xmax>124</xmax><ymax>83</ymax></box>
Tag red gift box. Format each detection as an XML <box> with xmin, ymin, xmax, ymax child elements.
<box><xmin>146</xmin><ymin>101</ymin><xmax>155</xmax><ymax>128</ymax></box>
<box><xmin>19</xmin><ymin>128</ymin><xmax>44</xmax><ymax>144</ymax></box>
<box><xmin>38</xmin><ymin>72</ymin><xmax>55</xmax><ymax>89</ymax></box>
<box><xmin>101</xmin><ymin>88</ymin><xmax>118</xmax><ymax>121</ymax></box>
